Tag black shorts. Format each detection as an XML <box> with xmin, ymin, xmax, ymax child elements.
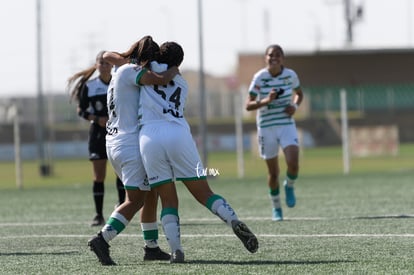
<box><xmin>88</xmin><ymin>123</ymin><xmax>108</xmax><ymax>161</ymax></box>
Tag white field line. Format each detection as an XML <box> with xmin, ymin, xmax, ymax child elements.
<box><xmin>2</xmin><ymin>233</ymin><xmax>414</xmax><ymax>240</ymax></box>
<box><xmin>1</xmin><ymin>216</ymin><xmax>413</xmax><ymax>239</ymax></box>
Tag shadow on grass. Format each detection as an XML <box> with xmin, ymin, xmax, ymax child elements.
<box><xmin>183</xmin><ymin>259</ymin><xmax>356</xmax><ymax>265</ymax></box>
<box><xmin>0</xmin><ymin>251</ymin><xmax>78</xmax><ymax>256</ymax></box>
<box><xmin>354</xmin><ymin>214</ymin><xmax>414</xmax><ymax>219</ymax></box>
<box><xmin>180</xmin><ymin>222</ymin><xmax>220</xmax><ymax>227</ymax></box>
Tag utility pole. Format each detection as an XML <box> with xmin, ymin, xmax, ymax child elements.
<box><xmin>36</xmin><ymin>0</ymin><xmax>50</xmax><ymax>176</ymax></box>
<box><xmin>344</xmin><ymin>0</ymin><xmax>363</xmax><ymax>46</ymax></box>
<box><xmin>197</xmin><ymin>0</ymin><xmax>208</xmax><ymax>166</ymax></box>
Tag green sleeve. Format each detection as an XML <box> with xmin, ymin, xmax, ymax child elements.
<box><xmin>135</xmin><ymin>67</ymin><xmax>148</xmax><ymax>86</ymax></box>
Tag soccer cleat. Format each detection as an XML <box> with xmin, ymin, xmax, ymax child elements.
<box><xmin>272</xmin><ymin>208</ymin><xmax>283</xmax><ymax>221</ymax></box>
<box><xmin>143</xmin><ymin>246</ymin><xmax>171</xmax><ymax>261</ymax></box>
<box><xmin>231</xmin><ymin>220</ymin><xmax>259</xmax><ymax>253</ymax></box>
<box><xmin>170</xmin><ymin>249</ymin><xmax>185</xmax><ymax>263</ymax></box>
<box><xmin>284</xmin><ymin>181</ymin><xmax>296</xmax><ymax>208</ymax></box>
<box><xmin>88</xmin><ymin>232</ymin><xmax>116</xmax><ymax>266</ymax></box>
<box><xmin>90</xmin><ymin>214</ymin><xmax>105</xmax><ymax>227</ymax></box>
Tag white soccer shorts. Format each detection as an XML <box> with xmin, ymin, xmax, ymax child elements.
<box><xmin>106</xmin><ymin>144</ymin><xmax>150</xmax><ymax>191</ymax></box>
<box><xmin>257</xmin><ymin>123</ymin><xmax>299</xmax><ymax>160</ymax></box>
<box><xmin>139</xmin><ymin>122</ymin><xmax>205</xmax><ymax>187</ymax></box>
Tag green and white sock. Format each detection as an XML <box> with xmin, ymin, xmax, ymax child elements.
<box><xmin>270</xmin><ymin>188</ymin><xmax>281</xmax><ymax>209</ymax></box>
<box><xmin>206</xmin><ymin>194</ymin><xmax>238</xmax><ymax>227</ymax></box>
<box><xmin>161</xmin><ymin>208</ymin><xmax>182</xmax><ymax>253</ymax></box>
<box><xmin>286</xmin><ymin>173</ymin><xmax>298</xmax><ymax>187</ymax></box>
<box><xmin>101</xmin><ymin>212</ymin><xmax>129</xmax><ymax>243</ymax></box>
<box><xmin>141</xmin><ymin>222</ymin><xmax>159</xmax><ymax>248</ymax></box>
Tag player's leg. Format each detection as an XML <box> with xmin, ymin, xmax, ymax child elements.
<box><xmin>264</xmin><ymin>157</ymin><xmax>283</xmax><ymax>221</ymax></box>
<box><xmin>154</xmin><ymin>182</ymin><xmax>184</xmax><ymax>263</ymax></box>
<box><xmin>91</xmin><ymin>159</ymin><xmax>107</xmax><ymax>226</ymax></box>
<box><xmin>140</xmin><ymin>189</ymin><xmax>170</xmax><ymax>261</ymax></box>
<box><xmin>89</xmin><ymin>144</ymin><xmax>150</xmax><ymax>266</ymax></box>
<box><xmin>88</xmin><ymin>188</ymin><xmax>147</xmax><ymax>265</ymax></box>
<box><xmin>89</xmin><ymin>125</ymin><xmax>109</xmax><ymax>226</ymax></box>
<box><xmin>259</xmin><ymin>127</ymin><xmax>283</xmax><ymax>221</ymax></box>
<box><xmin>182</xmin><ymin>179</ymin><xmax>258</xmax><ymax>253</ymax></box>
<box><xmin>115</xmin><ymin>175</ymin><xmax>125</xmax><ymax>207</ymax></box>
<box><xmin>283</xmin><ymin>145</ymin><xmax>299</xmax><ymax>208</ymax></box>
<box><xmin>102</xmin><ymin>188</ymin><xmax>147</xmax><ymax>239</ymax></box>
<box><xmin>167</xmin><ymin>125</ymin><xmax>258</xmax><ymax>253</ymax></box>
<box><xmin>183</xmin><ymin>179</ymin><xmax>236</xmax><ymax>224</ymax></box>
<box><xmin>281</xmin><ymin>124</ymin><xmax>300</xmax><ymax>208</ymax></box>
<box><xmin>140</xmin><ymin>126</ymin><xmax>183</xmax><ymax>263</ymax></box>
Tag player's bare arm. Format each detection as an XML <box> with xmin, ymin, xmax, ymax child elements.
<box><xmin>139</xmin><ymin>66</ymin><xmax>179</xmax><ymax>86</ymax></box>
<box><xmin>284</xmin><ymin>87</ymin><xmax>304</xmax><ymax>116</ymax></box>
<box><xmin>245</xmin><ymin>90</ymin><xmax>277</xmax><ymax>111</ymax></box>
<box><xmin>103</xmin><ymin>51</ymin><xmax>128</xmax><ymax>67</ymax></box>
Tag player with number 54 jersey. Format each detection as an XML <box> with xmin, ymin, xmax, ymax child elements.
<box><xmin>138</xmin><ymin>61</ymin><xmax>188</xmax><ymax>129</ymax></box>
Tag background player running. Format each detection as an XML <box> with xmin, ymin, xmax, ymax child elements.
<box><xmin>245</xmin><ymin>44</ymin><xmax>304</xmax><ymax>221</ymax></box>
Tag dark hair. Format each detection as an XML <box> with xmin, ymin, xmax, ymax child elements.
<box><xmin>158</xmin><ymin>41</ymin><xmax>184</xmax><ymax>68</ymax></box>
<box><xmin>67</xmin><ymin>51</ymin><xmax>105</xmax><ymax>102</ymax></box>
<box><xmin>119</xmin><ymin>35</ymin><xmax>160</xmax><ymax>68</ymax></box>
<box><xmin>265</xmin><ymin>44</ymin><xmax>284</xmax><ymax>56</ymax></box>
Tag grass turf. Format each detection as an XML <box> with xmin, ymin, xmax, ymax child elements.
<box><xmin>0</xmin><ymin>146</ymin><xmax>413</xmax><ymax>274</ymax></box>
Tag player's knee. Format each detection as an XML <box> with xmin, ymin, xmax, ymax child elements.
<box><xmin>287</xmin><ymin>162</ymin><xmax>299</xmax><ymax>174</ymax></box>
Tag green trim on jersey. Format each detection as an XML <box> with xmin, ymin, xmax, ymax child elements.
<box><xmin>260</xmin><ymin>122</ymin><xmax>294</xmax><ymax>128</ymax></box>
<box><xmin>124</xmin><ymin>185</ymin><xmax>140</xmax><ymax>190</ymax></box>
<box><xmin>135</xmin><ymin>68</ymin><xmax>148</xmax><ymax>85</ymax></box>
<box><xmin>249</xmin><ymin>91</ymin><xmax>257</xmax><ymax>96</ymax></box>
<box><xmin>261</xmin><ymin>109</ymin><xmax>289</xmax><ymax>118</ymax></box>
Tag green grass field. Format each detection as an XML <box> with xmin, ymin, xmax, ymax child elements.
<box><xmin>0</xmin><ymin>145</ymin><xmax>413</xmax><ymax>274</ymax></box>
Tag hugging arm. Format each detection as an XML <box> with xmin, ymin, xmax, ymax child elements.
<box><xmin>139</xmin><ymin>66</ymin><xmax>179</xmax><ymax>86</ymax></box>
<box><xmin>102</xmin><ymin>52</ymin><xmax>129</xmax><ymax>67</ymax></box>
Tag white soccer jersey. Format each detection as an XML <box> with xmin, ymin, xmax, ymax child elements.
<box><xmin>138</xmin><ymin>61</ymin><xmax>189</xmax><ymax>129</ymax></box>
<box><xmin>248</xmin><ymin>67</ymin><xmax>300</xmax><ymax>128</ymax></box>
<box><xmin>138</xmin><ymin>62</ymin><xmax>204</xmax><ymax>186</ymax></box>
<box><xmin>106</xmin><ymin>63</ymin><xmax>146</xmax><ymax>146</ymax></box>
